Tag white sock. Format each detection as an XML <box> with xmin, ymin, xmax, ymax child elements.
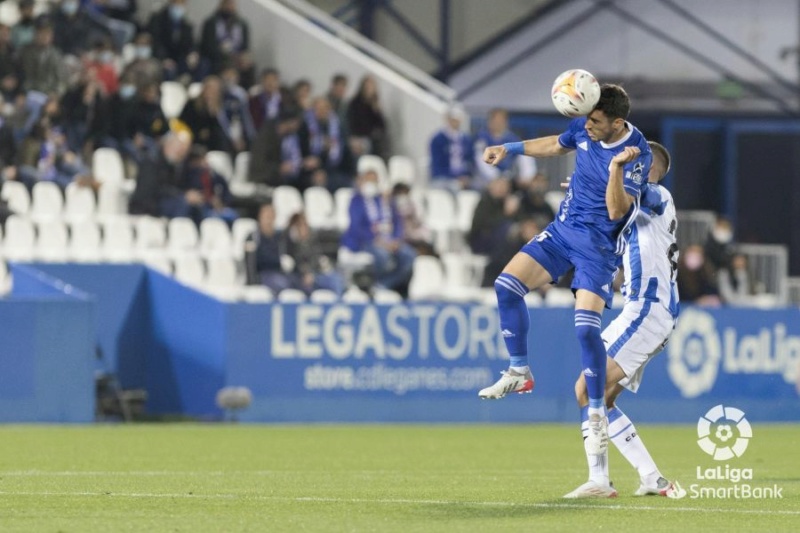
<box><xmin>608</xmin><ymin>407</ymin><xmax>660</xmax><ymax>486</ymax></box>
<box><xmin>509</xmin><ymin>365</ymin><xmax>530</xmax><ymax>375</ymax></box>
<box><xmin>581</xmin><ymin>420</ymin><xmax>609</xmax><ymax>485</ymax></box>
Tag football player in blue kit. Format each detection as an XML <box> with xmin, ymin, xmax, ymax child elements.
<box><xmin>478</xmin><ymin>85</ymin><xmax>651</xmax><ymax>496</ymax></box>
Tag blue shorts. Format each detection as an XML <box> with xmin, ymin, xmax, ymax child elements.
<box><xmin>520</xmin><ymin>221</ymin><xmax>619</xmax><ymax>307</ymax></box>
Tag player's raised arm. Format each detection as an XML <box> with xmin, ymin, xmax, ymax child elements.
<box><xmin>483</xmin><ymin>135</ymin><xmax>570</xmax><ymax>166</ymax></box>
<box><xmin>606</xmin><ymin>146</ymin><xmax>638</xmax><ymax>220</ymax></box>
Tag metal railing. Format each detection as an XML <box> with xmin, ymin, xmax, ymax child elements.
<box><xmin>737</xmin><ymin>243</ymin><xmax>789</xmax><ymax>305</ymax></box>
<box><xmin>676</xmin><ymin>210</ymin><xmax>716</xmax><ymax>248</ymax></box>
<box><xmin>274</xmin><ymin>0</ymin><xmax>457</xmax><ymax>104</ymax></box>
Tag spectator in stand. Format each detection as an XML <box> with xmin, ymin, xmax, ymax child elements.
<box><xmin>0</xmin><ymin>24</ymin><xmax>20</xmax><ymax>103</ymax></box>
<box><xmin>326</xmin><ymin>73</ymin><xmax>349</xmax><ymax>133</ymax></box>
<box><xmin>251</xmin><ymin>202</ymin><xmax>293</xmax><ymax>294</ymax></box>
<box><xmin>178</xmin><ymin>144</ymin><xmax>238</xmax><ymax>225</ymax></box>
<box><xmin>11</xmin><ymin>0</ymin><xmax>36</xmax><ymax>51</ymax></box>
<box><xmin>300</xmin><ymin>96</ymin><xmax>345</xmax><ymax>191</ymax></box>
<box><xmin>92</xmin><ymin>0</ymin><xmax>138</xmax><ymax>25</ymax></box>
<box><xmin>677</xmin><ymin>244</ymin><xmax>721</xmax><ymax>306</ymax></box>
<box><xmin>704</xmin><ymin>215</ymin><xmax>735</xmax><ymax>272</ymax></box>
<box><xmin>391</xmin><ymin>182</ymin><xmax>435</xmax><ymax>256</ymax></box>
<box><xmin>85</xmin><ymin>38</ymin><xmax>119</xmax><ymax>96</ymax></box>
<box><xmin>219</xmin><ymin>63</ymin><xmax>255</xmax><ymax>153</ymax></box>
<box><xmin>16</xmin><ymin>115</ymin><xmax>93</xmax><ymax>190</ymax></box>
<box><xmin>127</xmin><ymin>82</ymin><xmax>169</xmax><ymax>157</ymax></box>
<box><xmin>129</xmin><ymin>119</ymin><xmax>192</xmax><ymax>216</ymax></box>
<box><xmin>59</xmin><ymin>69</ymin><xmax>110</xmax><ymax>156</ymax></box>
<box><xmin>249</xmin><ymin>68</ymin><xmax>285</xmax><ymax>132</ymax></box>
<box><xmin>200</xmin><ymin>0</ymin><xmax>250</xmax><ymax>74</ymax></box>
<box><xmin>236</xmin><ymin>50</ymin><xmax>256</xmax><ymax>90</ymax></box>
<box><xmin>473</xmin><ymin>108</ymin><xmax>536</xmax><ymax>188</ymax></box>
<box><xmin>347</xmin><ymin>75</ymin><xmax>388</xmax><ymax>159</ymax></box>
<box><xmin>518</xmin><ymin>173</ymin><xmax>556</xmax><ymax>228</ymax></box>
<box><xmin>19</xmin><ymin>19</ymin><xmax>67</xmax><ymax>96</ymax></box>
<box><xmin>121</xmin><ymin>32</ymin><xmax>162</xmax><ymax>88</ymax></box>
<box><xmin>291</xmin><ymin>79</ymin><xmax>312</xmax><ymax>113</ymax></box>
<box><xmin>718</xmin><ymin>253</ymin><xmax>757</xmax><ymax>306</ymax></box>
<box><xmin>468</xmin><ymin>176</ymin><xmax>518</xmax><ymax>256</ymax></box>
<box><xmin>429</xmin><ymin>108</ymin><xmax>473</xmax><ymax>191</ymax></box>
<box><xmin>341</xmin><ymin>170</ymin><xmax>416</xmax><ymax>291</ymax></box>
<box><xmin>481</xmin><ymin>217</ymin><xmax>541</xmax><ymax>287</ymax></box>
<box><xmin>102</xmin><ymin>71</ymin><xmax>137</xmax><ymax>155</ymax></box>
<box><xmin>285</xmin><ymin>212</ymin><xmax>344</xmax><ymax>295</ymax></box>
<box><xmin>148</xmin><ymin>0</ymin><xmax>205</xmax><ymax>83</ymax></box>
<box><xmin>179</xmin><ymin>75</ymin><xmax>229</xmax><ymax>153</ymax></box>
<box><xmin>248</xmin><ymin>109</ymin><xmax>303</xmax><ymax>188</ymax></box>
<box><xmin>51</xmin><ymin>0</ymin><xmax>112</xmax><ymax>57</ymax></box>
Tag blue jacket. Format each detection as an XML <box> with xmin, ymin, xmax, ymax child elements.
<box><xmin>429</xmin><ymin>129</ymin><xmax>473</xmax><ymax>179</ymax></box>
<box><xmin>341</xmin><ymin>193</ymin><xmax>403</xmax><ymax>252</ymax></box>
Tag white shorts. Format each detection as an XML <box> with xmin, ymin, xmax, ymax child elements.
<box><xmin>601</xmin><ymin>300</ymin><xmax>675</xmax><ymax>393</ymax></box>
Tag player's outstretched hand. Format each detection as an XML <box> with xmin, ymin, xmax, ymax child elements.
<box><xmin>611</xmin><ymin>146</ymin><xmax>640</xmax><ymax>165</ymax></box>
<box><xmin>483</xmin><ymin>145</ymin><xmax>508</xmax><ymax>166</ymax></box>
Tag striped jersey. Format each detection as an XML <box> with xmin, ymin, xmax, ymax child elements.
<box><xmin>620</xmin><ymin>183</ymin><xmax>680</xmax><ymax>318</ymax></box>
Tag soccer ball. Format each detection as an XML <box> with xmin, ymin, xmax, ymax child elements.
<box><xmin>551</xmin><ymin>69</ymin><xmax>601</xmax><ymax>117</ymax></box>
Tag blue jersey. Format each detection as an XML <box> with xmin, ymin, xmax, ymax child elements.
<box><xmin>557</xmin><ymin>118</ymin><xmax>651</xmax><ymax>254</ymax></box>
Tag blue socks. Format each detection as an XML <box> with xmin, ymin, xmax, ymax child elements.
<box><xmin>575</xmin><ymin>310</ymin><xmax>606</xmax><ymax>416</ymax></box>
<box><xmin>495</xmin><ymin>273</ymin><xmax>529</xmax><ymax>368</ymax></box>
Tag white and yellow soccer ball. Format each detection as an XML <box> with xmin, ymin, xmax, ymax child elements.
<box><xmin>551</xmin><ymin>69</ymin><xmax>601</xmax><ymax>117</ymax></box>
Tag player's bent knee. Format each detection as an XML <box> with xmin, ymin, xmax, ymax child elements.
<box><xmin>574</xmin><ymin>376</ymin><xmax>588</xmax><ymax>403</ymax></box>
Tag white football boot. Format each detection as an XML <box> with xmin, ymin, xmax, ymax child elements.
<box><xmin>634</xmin><ymin>477</ymin><xmax>686</xmax><ymax>499</ymax></box>
<box><xmin>563</xmin><ymin>480</ymin><xmax>618</xmax><ymax>499</ymax></box>
<box><xmin>478</xmin><ymin>369</ymin><xmax>534</xmax><ymax>399</ymax></box>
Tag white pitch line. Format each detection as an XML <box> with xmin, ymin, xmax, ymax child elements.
<box><xmin>0</xmin><ymin>491</ymin><xmax>797</xmax><ymax>516</ymax></box>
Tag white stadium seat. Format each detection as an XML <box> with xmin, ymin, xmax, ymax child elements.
<box><xmin>303</xmin><ymin>186</ymin><xmax>335</xmax><ymax>229</ymax></box>
<box><xmin>102</xmin><ymin>217</ymin><xmax>135</xmax><ymax>262</ymax></box>
<box><xmin>96</xmin><ymin>181</ymin><xmax>127</xmax><ymax>222</ymax></box>
<box><xmin>187</xmin><ymin>82</ymin><xmax>203</xmax><ymax>99</ymax></box>
<box><xmin>167</xmin><ymin>217</ymin><xmax>199</xmax><ymax>257</ymax></box>
<box><xmin>135</xmin><ymin>216</ymin><xmax>167</xmax><ymax>250</ymax></box>
<box><xmin>1</xmin><ymin>180</ymin><xmax>31</xmax><ymax>215</ymax></box>
<box><xmin>173</xmin><ymin>255</ymin><xmax>205</xmax><ymax>287</ymax></box>
<box><xmin>2</xmin><ymin>215</ymin><xmax>35</xmax><ymax>261</ymax></box>
<box><xmin>309</xmin><ymin>289</ymin><xmax>338</xmax><ymax>303</ymax></box>
<box><xmin>206</xmin><ymin>150</ymin><xmax>233</xmax><ymax>182</ymax></box>
<box><xmin>64</xmin><ymin>182</ymin><xmax>97</xmax><ymax>223</ymax></box>
<box><xmin>69</xmin><ymin>219</ymin><xmax>102</xmax><ymax>262</ymax></box>
<box><xmin>160</xmin><ymin>81</ymin><xmax>187</xmax><ymax>119</ymax></box>
<box><xmin>545</xmin><ymin>191</ymin><xmax>565</xmax><ymax>214</ymax></box>
<box><xmin>277</xmin><ymin>288</ymin><xmax>307</xmax><ymax>303</ymax></box>
<box><xmin>424</xmin><ymin>188</ymin><xmax>457</xmax><ymax>252</ymax></box>
<box><xmin>456</xmin><ymin>189</ymin><xmax>481</xmax><ymax>233</ymax></box>
<box><xmin>36</xmin><ymin>219</ymin><xmax>69</xmax><ymax>262</ymax></box>
<box><xmin>273</xmin><ymin>186</ymin><xmax>303</xmax><ymax>230</ymax></box>
<box><xmin>231</xmin><ymin>218</ymin><xmax>257</xmax><ymax>260</ymax></box>
<box><xmin>199</xmin><ymin>218</ymin><xmax>233</xmax><ymax>259</ymax></box>
<box><xmin>334</xmin><ymin>187</ymin><xmax>353</xmax><ymax>231</ymax></box>
<box><xmin>408</xmin><ymin>256</ymin><xmax>445</xmax><ymax>300</ymax></box>
<box><xmin>388</xmin><ymin>155</ymin><xmax>416</xmax><ymax>185</ymax></box>
<box><xmin>357</xmin><ymin>154</ymin><xmax>388</xmax><ymax>187</ymax></box>
<box><xmin>141</xmin><ymin>255</ymin><xmax>172</xmax><ymax>275</ymax></box>
<box><xmin>93</xmin><ymin>147</ymin><xmax>125</xmax><ymax>184</ymax></box>
<box><xmin>205</xmin><ymin>256</ymin><xmax>240</xmax><ymax>301</ymax></box>
<box><xmin>373</xmin><ymin>288</ymin><xmax>403</xmax><ymax>304</ymax></box>
<box><xmin>241</xmin><ymin>285</ymin><xmax>274</xmax><ymax>303</ymax></box>
<box><xmin>544</xmin><ymin>287</ymin><xmax>575</xmax><ymax>307</ymax></box>
<box><xmin>341</xmin><ymin>287</ymin><xmax>370</xmax><ymax>303</ymax></box>
<box><xmin>30</xmin><ymin>181</ymin><xmax>64</xmax><ymax>222</ymax></box>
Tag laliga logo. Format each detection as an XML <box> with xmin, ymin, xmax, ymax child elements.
<box><xmin>697</xmin><ymin>404</ymin><xmax>752</xmax><ymax>460</ymax></box>
<box><xmin>668</xmin><ymin>308</ymin><xmax>721</xmax><ymax>398</ymax></box>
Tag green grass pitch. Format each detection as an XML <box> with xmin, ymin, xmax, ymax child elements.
<box><xmin>0</xmin><ymin>424</ymin><xmax>797</xmax><ymax>532</ymax></box>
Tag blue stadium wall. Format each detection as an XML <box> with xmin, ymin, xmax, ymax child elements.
<box><xmin>4</xmin><ymin>264</ymin><xmax>800</xmax><ymax>424</ymax></box>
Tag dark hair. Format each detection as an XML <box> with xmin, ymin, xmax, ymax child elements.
<box><xmin>487</xmin><ymin>107</ymin><xmax>508</xmax><ymax>120</ymax></box>
<box><xmin>593</xmin><ymin>84</ymin><xmax>630</xmax><ymax>120</ymax></box>
<box><xmin>332</xmin><ymin>73</ymin><xmax>347</xmax><ymax>85</ymax></box>
<box><xmin>261</xmin><ymin>67</ymin><xmax>279</xmax><ymax>78</ymax></box>
<box><xmin>647</xmin><ymin>141</ymin><xmax>671</xmax><ymax>178</ymax></box>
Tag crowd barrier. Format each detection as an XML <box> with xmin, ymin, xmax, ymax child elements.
<box><xmin>8</xmin><ymin>264</ymin><xmax>800</xmax><ymax>424</ymax></box>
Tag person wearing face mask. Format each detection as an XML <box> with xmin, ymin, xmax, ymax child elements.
<box><xmin>704</xmin><ymin>215</ymin><xmax>735</xmax><ymax>272</ymax></box>
<box><xmin>677</xmin><ymin>244</ymin><xmax>721</xmax><ymax>306</ymax></box>
<box><xmin>101</xmin><ymin>73</ymin><xmax>138</xmax><ymax>156</ymax></box>
<box><xmin>391</xmin><ymin>182</ymin><xmax>434</xmax><ymax>256</ymax></box>
<box><xmin>52</xmin><ymin>0</ymin><xmax>112</xmax><ymax>57</ymax></box>
<box><xmin>200</xmin><ymin>0</ymin><xmax>250</xmax><ymax>74</ymax></box>
<box><xmin>122</xmin><ymin>32</ymin><xmax>162</xmax><ymax>88</ymax></box>
<box><xmin>341</xmin><ymin>170</ymin><xmax>417</xmax><ymax>293</ymax></box>
<box><xmin>219</xmin><ymin>63</ymin><xmax>255</xmax><ymax>154</ymax></box>
<box><xmin>59</xmin><ymin>69</ymin><xmax>111</xmax><ymax>156</ymax></box>
<box><xmin>147</xmin><ymin>0</ymin><xmax>202</xmax><ymax>83</ymax></box>
<box><xmin>85</xmin><ymin>38</ymin><xmax>120</xmax><ymax>96</ymax></box>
